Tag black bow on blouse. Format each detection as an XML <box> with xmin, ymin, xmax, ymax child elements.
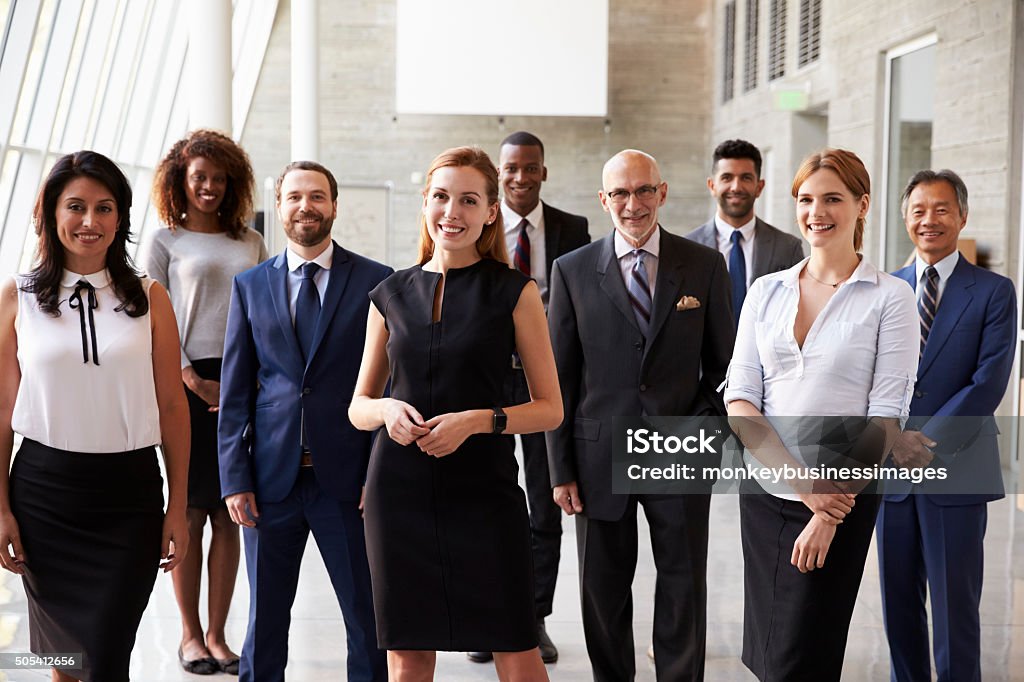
<box><xmin>68</xmin><ymin>279</ymin><xmax>100</xmax><ymax>365</ymax></box>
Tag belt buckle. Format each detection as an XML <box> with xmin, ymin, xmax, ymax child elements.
<box><xmin>300</xmin><ymin>450</ymin><xmax>313</xmax><ymax>467</ymax></box>
<box><xmin>511</xmin><ymin>352</ymin><xmax>523</xmax><ymax>370</ymax></box>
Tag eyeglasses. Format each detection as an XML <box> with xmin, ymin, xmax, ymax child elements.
<box><xmin>605</xmin><ymin>183</ymin><xmax>663</xmax><ymax>205</ymax></box>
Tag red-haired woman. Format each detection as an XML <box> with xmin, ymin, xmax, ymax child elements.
<box><xmin>350</xmin><ymin>147</ymin><xmax>561</xmax><ymax>681</ymax></box>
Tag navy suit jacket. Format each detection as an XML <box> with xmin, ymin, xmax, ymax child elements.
<box><xmin>218</xmin><ymin>242</ymin><xmax>393</xmax><ymax>504</ymax></box>
<box><xmin>886</xmin><ymin>255</ymin><xmax>1016</xmax><ymax>505</ymax></box>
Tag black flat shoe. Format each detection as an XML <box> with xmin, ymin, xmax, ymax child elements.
<box><xmin>216</xmin><ymin>656</ymin><xmax>240</xmax><ymax>675</ymax></box>
<box><xmin>467</xmin><ymin>651</ymin><xmax>493</xmax><ymax>663</ymax></box>
<box><xmin>178</xmin><ymin>646</ymin><xmax>218</xmax><ymax>675</ymax></box>
<box><xmin>537</xmin><ymin>621</ymin><xmax>558</xmax><ymax>664</ymax></box>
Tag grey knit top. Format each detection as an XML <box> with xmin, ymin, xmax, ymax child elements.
<box><xmin>140</xmin><ymin>226</ymin><xmax>268</xmax><ymax>368</ymax></box>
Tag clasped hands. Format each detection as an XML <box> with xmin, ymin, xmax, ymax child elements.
<box><xmin>791</xmin><ymin>481</ymin><xmax>856</xmax><ymax>574</ymax></box>
<box><xmin>383</xmin><ymin>399</ymin><xmax>481</xmax><ymax>457</ymax></box>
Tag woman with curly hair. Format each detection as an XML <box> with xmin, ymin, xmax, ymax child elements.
<box><xmin>142</xmin><ymin>129</ymin><xmax>267</xmax><ymax>675</ymax></box>
<box><xmin>0</xmin><ymin>150</ymin><xmax>190</xmax><ymax>682</ymax></box>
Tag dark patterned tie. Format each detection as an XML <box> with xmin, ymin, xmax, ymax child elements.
<box><xmin>513</xmin><ymin>218</ymin><xmax>531</xmax><ymax>277</ymax></box>
<box><xmin>626</xmin><ymin>250</ymin><xmax>652</xmax><ymax>336</ymax></box>
<box><xmin>729</xmin><ymin>230</ymin><xmax>746</xmax><ymax>326</ymax></box>
<box><xmin>918</xmin><ymin>265</ymin><xmax>939</xmax><ymax>356</ymax></box>
<box><xmin>296</xmin><ymin>262</ymin><xmax>322</xmax><ymax>361</ymax></box>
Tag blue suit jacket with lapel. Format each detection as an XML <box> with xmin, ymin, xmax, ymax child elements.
<box><xmin>218</xmin><ymin>241</ymin><xmax>393</xmax><ymax>504</ymax></box>
<box><xmin>685</xmin><ymin>217</ymin><xmax>805</xmax><ymax>281</ymax></box>
<box><xmin>887</xmin><ymin>255</ymin><xmax>1016</xmax><ymax>505</ymax></box>
<box><xmin>546</xmin><ymin>229</ymin><xmax>735</xmax><ymax>521</ymax></box>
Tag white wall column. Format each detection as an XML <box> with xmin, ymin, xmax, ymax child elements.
<box><xmin>291</xmin><ymin>0</ymin><xmax>319</xmax><ymax>161</ymax></box>
<box><xmin>186</xmin><ymin>0</ymin><xmax>232</xmax><ymax>134</ymax></box>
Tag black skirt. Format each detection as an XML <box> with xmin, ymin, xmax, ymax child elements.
<box><xmin>740</xmin><ymin>481</ymin><xmax>880</xmax><ymax>682</ymax></box>
<box><xmin>183</xmin><ymin>357</ymin><xmax>223</xmax><ymax>509</ymax></box>
<box><xmin>9</xmin><ymin>439</ymin><xmax>164</xmax><ymax>682</ymax></box>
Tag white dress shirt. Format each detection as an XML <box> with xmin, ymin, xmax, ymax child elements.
<box><xmin>714</xmin><ymin>214</ymin><xmax>757</xmax><ymax>288</ymax></box>
<box><xmin>502</xmin><ymin>201</ymin><xmax>547</xmax><ymax>301</ymax></box>
<box><xmin>723</xmin><ymin>257</ymin><xmax>919</xmax><ymax>499</ymax></box>
<box><xmin>614</xmin><ymin>226</ymin><xmax>660</xmax><ymax>295</ymax></box>
<box><xmin>286</xmin><ymin>245</ymin><xmax>333</xmax><ymax>326</ymax></box>
<box><xmin>914</xmin><ymin>250</ymin><xmax>959</xmax><ymax>306</ymax></box>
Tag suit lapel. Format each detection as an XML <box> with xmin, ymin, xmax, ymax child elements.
<box><xmin>308</xmin><ymin>242</ymin><xmax>351</xmax><ymax>365</ymax></box>
<box><xmin>543</xmin><ymin>203</ymin><xmax>560</xmax><ymax>276</ymax></box>
<box><xmin>751</xmin><ymin>218</ymin><xmax>774</xmax><ymax>280</ymax></box>
<box><xmin>266</xmin><ymin>253</ymin><xmax>306</xmax><ymax>371</ymax></box>
<box><xmin>919</xmin><ymin>257</ymin><xmax>974</xmax><ymax>377</ymax></box>
<box><xmin>597</xmin><ymin>233</ymin><xmax>641</xmax><ymax>333</ymax></box>
<box><xmin>644</xmin><ymin>231</ymin><xmax>685</xmax><ymax>355</ymax></box>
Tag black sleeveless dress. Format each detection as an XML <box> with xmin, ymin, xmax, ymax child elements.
<box><xmin>364</xmin><ymin>259</ymin><xmax>537</xmax><ymax>652</ymax></box>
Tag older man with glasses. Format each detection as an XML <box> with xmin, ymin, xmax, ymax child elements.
<box><xmin>546</xmin><ymin>150</ymin><xmax>734</xmax><ymax>681</ymax></box>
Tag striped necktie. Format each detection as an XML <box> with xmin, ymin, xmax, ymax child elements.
<box><xmin>918</xmin><ymin>265</ymin><xmax>939</xmax><ymax>356</ymax></box>
<box><xmin>626</xmin><ymin>249</ymin><xmax>652</xmax><ymax>336</ymax></box>
<box><xmin>513</xmin><ymin>218</ymin><xmax>531</xmax><ymax>277</ymax></box>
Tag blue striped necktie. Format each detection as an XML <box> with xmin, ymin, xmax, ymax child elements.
<box><xmin>918</xmin><ymin>265</ymin><xmax>939</xmax><ymax>356</ymax></box>
<box><xmin>626</xmin><ymin>249</ymin><xmax>652</xmax><ymax>336</ymax></box>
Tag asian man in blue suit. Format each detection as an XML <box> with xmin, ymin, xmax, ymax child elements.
<box><xmin>219</xmin><ymin>161</ymin><xmax>390</xmax><ymax>682</ymax></box>
<box><xmin>877</xmin><ymin>169</ymin><xmax>1017</xmax><ymax>682</ymax></box>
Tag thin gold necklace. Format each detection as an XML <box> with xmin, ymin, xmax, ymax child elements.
<box><xmin>804</xmin><ymin>269</ymin><xmax>845</xmax><ymax>288</ymax></box>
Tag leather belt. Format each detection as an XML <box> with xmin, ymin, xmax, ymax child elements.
<box><xmin>300</xmin><ymin>449</ymin><xmax>313</xmax><ymax>467</ymax></box>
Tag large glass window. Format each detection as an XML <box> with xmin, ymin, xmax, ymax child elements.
<box><xmin>882</xmin><ymin>37</ymin><xmax>936</xmax><ymax>270</ymax></box>
<box><xmin>0</xmin><ymin>0</ymin><xmax>278</xmax><ymax>274</ymax></box>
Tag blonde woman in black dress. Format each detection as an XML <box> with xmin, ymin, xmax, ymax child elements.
<box><xmin>350</xmin><ymin>147</ymin><xmax>562</xmax><ymax>681</ymax></box>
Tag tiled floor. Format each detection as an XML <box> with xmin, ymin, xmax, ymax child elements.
<box><xmin>1</xmin><ymin>494</ymin><xmax>1023</xmax><ymax>680</ymax></box>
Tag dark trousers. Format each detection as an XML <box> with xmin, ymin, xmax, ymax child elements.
<box><xmin>877</xmin><ymin>496</ymin><xmax>987</xmax><ymax>682</ymax></box>
<box><xmin>576</xmin><ymin>494</ymin><xmax>710</xmax><ymax>682</ymax></box>
<box><xmin>505</xmin><ymin>366</ymin><xmax>562</xmax><ymax>620</ymax></box>
<box><xmin>240</xmin><ymin>469</ymin><xmax>385</xmax><ymax>682</ymax></box>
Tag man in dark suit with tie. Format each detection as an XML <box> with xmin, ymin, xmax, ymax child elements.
<box><xmin>465</xmin><ymin>131</ymin><xmax>590</xmax><ymax>666</ymax></box>
<box><xmin>686</xmin><ymin>139</ymin><xmax>804</xmax><ymax>325</ymax></box>
<box><xmin>219</xmin><ymin>161</ymin><xmax>390</xmax><ymax>682</ymax></box>
<box><xmin>878</xmin><ymin>169</ymin><xmax>1016</xmax><ymax>682</ymax></box>
<box><xmin>547</xmin><ymin>150</ymin><xmax>734</xmax><ymax>681</ymax></box>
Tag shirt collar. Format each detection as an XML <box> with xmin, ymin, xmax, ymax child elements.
<box><xmin>614</xmin><ymin>225</ymin><xmax>661</xmax><ymax>259</ymax></box>
<box><xmin>714</xmin><ymin>214</ymin><xmax>757</xmax><ymax>243</ymax></box>
<box><xmin>286</xmin><ymin>243</ymin><xmax>334</xmax><ymax>272</ymax></box>
<box><xmin>914</xmin><ymin>250</ymin><xmax>959</xmax><ymax>284</ymax></box>
<box><xmin>502</xmin><ymin>200</ymin><xmax>544</xmax><ymax>234</ymax></box>
<box><xmin>61</xmin><ymin>269</ymin><xmax>111</xmax><ymax>289</ymax></box>
<box><xmin>780</xmin><ymin>255</ymin><xmax>878</xmax><ymax>290</ymax></box>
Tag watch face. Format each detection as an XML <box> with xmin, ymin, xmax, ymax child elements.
<box><xmin>493</xmin><ymin>409</ymin><xmax>507</xmax><ymax>434</ymax></box>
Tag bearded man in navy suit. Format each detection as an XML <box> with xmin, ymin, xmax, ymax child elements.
<box><xmin>877</xmin><ymin>169</ymin><xmax>1016</xmax><ymax>682</ymax></box>
<box><xmin>219</xmin><ymin>161</ymin><xmax>390</xmax><ymax>682</ymax></box>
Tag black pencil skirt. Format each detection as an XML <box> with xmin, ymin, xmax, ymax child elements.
<box><xmin>739</xmin><ymin>481</ymin><xmax>881</xmax><ymax>682</ymax></box>
<box><xmin>183</xmin><ymin>357</ymin><xmax>223</xmax><ymax>509</ymax></box>
<box><xmin>9</xmin><ymin>438</ymin><xmax>164</xmax><ymax>682</ymax></box>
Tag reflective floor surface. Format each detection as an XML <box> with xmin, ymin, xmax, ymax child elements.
<box><xmin>1</xmin><ymin>493</ymin><xmax>1023</xmax><ymax>680</ymax></box>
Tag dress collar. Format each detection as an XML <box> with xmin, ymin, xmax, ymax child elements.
<box><xmin>61</xmin><ymin>269</ymin><xmax>112</xmax><ymax>289</ymax></box>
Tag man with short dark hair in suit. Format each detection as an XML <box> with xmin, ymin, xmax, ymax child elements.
<box><xmin>686</xmin><ymin>139</ymin><xmax>804</xmax><ymax>326</ymax></box>
<box><xmin>468</xmin><ymin>131</ymin><xmax>590</xmax><ymax>665</ymax></box>
<box><xmin>547</xmin><ymin>150</ymin><xmax>734</xmax><ymax>681</ymax></box>
<box><xmin>219</xmin><ymin>161</ymin><xmax>389</xmax><ymax>682</ymax></box>
<box><xmin>877</xmin><ymin>169</ymin><xmax>1017</xmax><ymax>682</ymax></box>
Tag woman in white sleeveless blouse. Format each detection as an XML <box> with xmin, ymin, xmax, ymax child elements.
<box><xmin>0</xmin><ymin>151</ymin><xmax>190</xmax><ymax>682</ymax></box>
